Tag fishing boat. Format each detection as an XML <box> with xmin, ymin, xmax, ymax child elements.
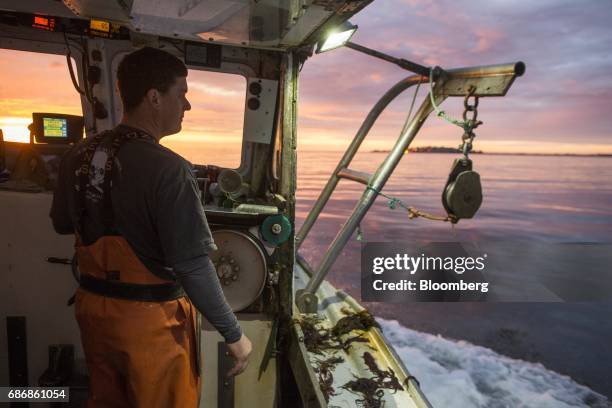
<box><xmin>0</xmin><ymin>1</ymin><xmax>524</xmax><ymax>406</ymax></box>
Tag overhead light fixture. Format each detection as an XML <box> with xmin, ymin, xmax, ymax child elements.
<box><xmin>316</xmin><ymin>21</ymin><xmax>358</xmax><ymax>53</ymax></box>
<box><xmin>314</xmin><ymin>20</ymin><xmax>433</xmax><ymax>78</ymax></box>
<box><xmin>315</xmin><ymin>21</ymin><xmax>430</xmax><ymax>79</ymax></box>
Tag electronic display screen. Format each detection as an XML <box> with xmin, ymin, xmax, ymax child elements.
<box><xmin>43</xmin><ymin>117</ymin><xmax>68</xmax><ymax>138</ymax></box>
<box><xmin>90</xmin><ymin>19</ymin><xmax>110</xmax><ymax>33</ymax></box>
<box><xmin>32</xmin><ymin>113</ymin><xmax>83</xmax><ymax>144</ymax></box>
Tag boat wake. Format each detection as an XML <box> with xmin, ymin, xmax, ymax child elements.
<box><xmin>378</xmin><ymin>319</ymin><xmax>609</xmax><ymax>408</ymax></box>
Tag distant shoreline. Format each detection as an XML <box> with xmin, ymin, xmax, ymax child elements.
<box><xmin>369</xmin><ymin>148</ymin><xmax>612</xmax><ymax>158</ymax></box>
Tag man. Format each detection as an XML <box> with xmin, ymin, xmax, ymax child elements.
<box><xmin>51</xmin><ymin>47</ymin><xmax>251</xmax><ymax>407</ymax></box>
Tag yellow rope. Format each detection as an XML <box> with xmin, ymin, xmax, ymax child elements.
<box><xmin>366</xmin><ymin>185</ymin><xmax>456</xmax><ymax>223</ymax></box>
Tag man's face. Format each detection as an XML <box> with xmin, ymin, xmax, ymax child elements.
<box><xmin>159</xmin><ymin>76</ymin><xmax>191</xmax><ymax>136</ymax></box>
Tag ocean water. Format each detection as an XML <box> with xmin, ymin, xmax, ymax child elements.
<box><xmin>295</xmin><ymin>151</ymin><xmax>612</xmax><ymax>243</ymax></box>
<box><xmin>294</xmin><ymin>151</ymin><xmax>612</xmax><ymax>405</ymax></box>
<box><xmin>378</xmin><ymin>319</ymin><xmax>609</xmax><ymax>408</ymax></box>
<box><xmin>168</xmin><ymin>142</ymin><xmax>612</xmax><ymax>404</ymax></box>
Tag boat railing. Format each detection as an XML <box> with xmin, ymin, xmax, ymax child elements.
<box><xmin>295</xmin><ymin>62</ymin><xmax>525</xmax><ymax>312</ymax></box>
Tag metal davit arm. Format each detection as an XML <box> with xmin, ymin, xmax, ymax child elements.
<box><xmin>295</xmin><ymin>75</ymin><xmax>443</xmax><ymax>312</ymax></box>
<box><xmin>296</xmin><ymin>62</ymin><xmax>525</xmax><ymax>313</ymax></box>
<box><xmin>296</xmin><ymin>75</ymin><xmax>428</xmax><ymax>249</ymax></box>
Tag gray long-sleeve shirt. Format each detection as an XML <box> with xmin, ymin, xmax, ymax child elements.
<box><xmin>50</xmin><ymin>124</ymin><xmax>241</xmax><ymax>343</ymax></box>
<box><xmin>174</xmin><ymin>255</ymin><xmax>241</xmax><ymax>342</ymax></box>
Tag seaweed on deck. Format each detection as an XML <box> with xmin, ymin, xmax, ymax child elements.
<box><xmin>295</xmin><ymin>310</ymin><xmax>382</xmax><ymax>402</ymax></box>
<box><xmin>313</xmin><ymin>356</ymin><xmax>344</xmax><ymax>403</ymax></box>
<box><xmin>332</xmin><ymin>310</ymin><xmax>380</xmax><ymax>337</ymax></box>
<box><xmin>363</xmin><ymin>352</ymin><xmax>404</xmax><ymax>392</ymax></box>
<box><xmin>296</xmin><ymin>310</ymin><xmax>378</xmax><ymax>355</ymax></box>
<box><xmin>341</xmin><ymin>352</ymin><xmax>405</xmax><ymax>408</ymax></box>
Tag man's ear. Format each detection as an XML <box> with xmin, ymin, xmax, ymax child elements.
<box><xmin>145</xmin><ymin>88</ymin><xmax>162</xmax><ymax>109</ymax></box>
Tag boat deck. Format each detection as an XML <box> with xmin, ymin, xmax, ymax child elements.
<box><xmin>292</xmin><ymin>263</ymin><xmax>431</xmax><ymax>407</ymax></box>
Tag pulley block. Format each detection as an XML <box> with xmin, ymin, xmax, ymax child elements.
<box><xmin>442</xmin><ymin>158</ymin><xmax>482</xmax><ymax>221</ymax></box>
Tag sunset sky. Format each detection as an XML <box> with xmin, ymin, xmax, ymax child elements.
<box><xmin>1</xmin><ymin>0</ymin><xmax>611</xmax><ymax>155</ymax></box>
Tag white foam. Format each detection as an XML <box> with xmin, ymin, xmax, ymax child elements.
<box><xmin>378</xmin><ymin>318</ymin><xmax>609</xmax><ymax>408</ymax></box>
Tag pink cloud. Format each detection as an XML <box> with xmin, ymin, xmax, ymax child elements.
<box><xmin>369</xmin><ymin>73</ymin><xmax>384</xmax><ymax>83</ymax></box>
<box><xmin>472</xmin><ymin>27</ymin><xmax>505</xmax><ymax>53</ymax></box>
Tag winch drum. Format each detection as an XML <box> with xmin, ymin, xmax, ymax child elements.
<box><xmin>209</xmin><ymin>229</ymin><xmax>267</xmax><ymax>311</ymax></box>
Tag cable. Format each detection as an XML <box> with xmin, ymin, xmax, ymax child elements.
<box><xmin>63</xmin><ymin>31</ymin><xmax>85</xmax><ymax>96</ymax></box>
<box><xmin>399</xmin><ymin>76</ymin><xmax>422</xmax><ymax>137</ymax></box>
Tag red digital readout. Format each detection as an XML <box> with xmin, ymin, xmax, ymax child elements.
<box><xmin>32</xmin><ymin>15</ymin><xmax>55</xmax><ymax>31</ymax></box>
<box><xmin>34</xmin><ymin>16</ymin><xmax>49</xmax><ymax>26</ymax></box>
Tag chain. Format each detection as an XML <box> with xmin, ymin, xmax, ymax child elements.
<box><xmin>355</xmin><ymin>72</ymin><xmax>487</xmax><ymax>241</ymax></box>
<box><xmin>460</xmin><ymin>86</ymin><xmax>482</xmax><ymax>159</ymax></box>
<box><xmin>428</xmin><ymin>68</ymin><xmax>484</xmax><ymax>159</ymax></box>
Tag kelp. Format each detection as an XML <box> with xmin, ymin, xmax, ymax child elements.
<box><xmin>363</xmin><ymin>352</ymin><xmax>404</xmax><ymax>392</ymax></box>
<box><xmin>313</xmin><ymin>355</ymin><xmax>344</xmax><ymax>402</ymax></box>
<box><xmin>341</xmin><ymin>352</ymin><xmax>405</xmax><ymax>408</ymax></box>
<box><xmin>296</xmin><ymin>310</ymin><xmax>378</xmax><ymax>355</ymax></box>
<box><xmin>295</xmin><ymin>310</ymin><xmax>392</xmax><ymax>405</ymax></box>
<box><xmin>332</xmin><ymin>310</ymin><xmax>380</xmax><ymax>337</ymax></box>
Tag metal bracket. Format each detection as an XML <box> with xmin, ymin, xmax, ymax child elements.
<box><xmin>337</xmin><ymin>167</ymin><xmax>372</xmax><ymax>185</ymax></box>
<box><xmin>439</xmin><ymin>62</ymin><xmax>526</xmax><ymax>97</ymax></box>
<box><xmin>295</xmin><ymin>289</ymin><xmax>318</xmax><ymax>313</ymax></box>
<box><xmin>217</xmin><ymin>342</ymin><xmax>235</xmax><ymax>408</ymax></box>
<box><xmin>6</xmin><ymin>316</ymin><xmax>28</xmax><ymax>387</ymax></box>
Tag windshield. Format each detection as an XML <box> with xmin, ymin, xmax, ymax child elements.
<box><xmin>0</xmin><ymin>49</ymin><xmax>82</xmax><ymax>143</ymax></box>
<box><xmin>0</xmin><ymin>49</ymin><xmax>246</xmax><ymax>169</ymax></box>
<box><xmin>160</xmin><ymin>69</ymin><xmax>246</xmax><ymax>169</ymax></box>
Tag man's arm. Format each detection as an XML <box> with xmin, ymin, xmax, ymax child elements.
<box><xmin>155</xmin><ymin>160</ymin><xmax>252</xmax><ymax>375</ymax></box>
<box><xmin>174</xmin><ymin>254</ymin><xmax>242</xmax><ymax>342</ymax></box>
<box><xmin>174</xmin><ymin>251</ymin><xmax>252</xmax><ymax>377</ymax></box>
<box><xmin>50</xmin><ymin>153</ymin><xmax>75</xmax><ymax>234</ymax></box>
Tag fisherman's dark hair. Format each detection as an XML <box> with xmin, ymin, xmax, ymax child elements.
<box><xmin>117</xmin><ymin>47</ymin><xmax>188</xmax><ymax>112</ymax></box>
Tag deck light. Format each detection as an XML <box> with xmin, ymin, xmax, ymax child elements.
<box><xmin>316</xmin><ymin>21</ymin><xmax>358</xmax><ymax>53</ymax></box>
<box><xmin>316</xmin><ymin>21</ymin><xmax>433</xmax><ymax>78</ymax></box>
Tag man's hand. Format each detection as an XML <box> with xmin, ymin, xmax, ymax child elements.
<box><xmin>226</xmin><ymin>334</ymin><xmax>252</xmax><ymax>378</ymax></box>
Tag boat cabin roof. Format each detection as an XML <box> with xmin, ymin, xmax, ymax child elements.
<box><xmin>0</xmin><ymin>0</ymin><xmax>372</xmax><ymax>51</ymax></box>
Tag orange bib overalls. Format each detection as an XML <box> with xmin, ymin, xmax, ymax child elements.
<box><xmin>73</xmin><ymin>130</ymin><xmax>201</xmax><ymax>407</ymax></box>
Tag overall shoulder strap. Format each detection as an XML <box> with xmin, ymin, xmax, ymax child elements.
<box><xmin>75</xmin><ymin>131</ymin><xmax>112</xmax><ymax>234</ymax></box>
<box><xmin>100</xmin><ymin>129</ymin><xmax>155</xmax><ymax>234</ymax></box>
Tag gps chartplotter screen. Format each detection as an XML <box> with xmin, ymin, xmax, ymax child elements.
<box><xmin>43</xmin><ymin>117</ymin><xmax>68</xmax><ymax>138</ymax></box>
<box><xmin>32</xmin><ymin>113</ymin><xmax>83</xmax><ymax>144</ymax></box>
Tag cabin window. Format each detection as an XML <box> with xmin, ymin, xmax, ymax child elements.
<box><xmin>160</xmin><ymin>69</ymin><xmax>246</xmax><ymax>169</ymax></box>
<box><xmin>0</xmin><ymin>49</ymin><xmax>82</xmax><ymax>143</ymax></box>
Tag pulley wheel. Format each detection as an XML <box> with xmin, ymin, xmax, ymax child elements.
<box><xmin>444</xmin><ymin>170</ymin><xmax>482</xmax><ymax>219</ymax></box>
<box><xmin>209</xmin><ymin>230</ymin><xmax>267</xmax><ymax>311</ymax></box>
<box><xmin>260</xmin><ymin>215</ymin><xmax>292</xmax><ymax>246</ymax></box>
